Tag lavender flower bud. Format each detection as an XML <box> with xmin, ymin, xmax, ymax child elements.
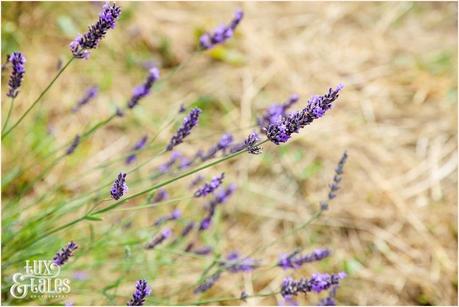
<box><xmin>53</xmin><ymin>241</ymin><xmax>78</xmax><ymax>266</ymax></box>
<box><xmin>321</xmin><ymin>151</ymin><xmax>348</xmax><ymax>210</ymax></box>
<box><xmin>153</xmin><ymin>209</ymin><xmax>180</xmax><ymax>226</ymax></box>
<box><xmin>152</xmin><ymin>189</ymin><xmax>168</xmax><ymax>204</ymax></box>
<box><xmin>70</xmin><ymin>2</ymin><xmax>121</xmax><ymax>59</ymax></box>
<box><xmin>110</xmin><ymin>172</ymin><xmax>128</xmax><ymax>200</ymax></box>
<box><xmin>266</xmin><ymin>85</ymin><xmax>343</xmax><ymax>145</ymax></box>
<box><xmin>221</xmin><ymin>252</ymin><xmax>259</xmax><ymax>273</ymax></box>
<box><xmin>193</xmin><ymin>271</ymin><xmax>221</xmax><ymax>294</ymax></box>
<box><xmin>244</xmin><ymin>132</ymin><xmax>262</xmax><ymax>154</ymax></box>
<box><xmin>181</xmin><ymin>221</ymin><xmax>195</xmax><ymax>237</ymax></box>
<box><xmin>200</xmin><ymin>10</ymin><xmax>244</xmax><ymax>50</ymax></box>
<box><xmin>72</xmin><ymin>86</ymin><xmax>98</xmax><ymax>112</ymax></box>
<box><xmin>158</xmin><ymin>151</ymin><xmax>181</xmax><ymax>174</ymax></box>
<box><xmin>278</xmin><ymin>248</ymin><xmax>330</xmax><ymax>270</ymax></box>
<box><xmin>127</xmin><ymin>67</ymin><xmax>160</xmax><ymax>109</ymax></box>
<box><xmin>126</xmin><ymin>135</ymin><xmax>148</xmax><ymax>165</ymax></box>
<box><xmin>66</xmin><ymin>134</ymin><xmax>81</xmax><ymax>155</ymax></box>
<box><xmin>194</xmin><ymin>173</ymin><xmax>225</xmax><ymax>197</ymax></box>
<box><xmin>127</xmin><ymin>280</ymin><xmax>151</xmax><ymax>306</ymax></box>
<box><xmin>145</xmin><ymin>228</ymin><xmax>172</xmax><ymax>249</ymax></box>
<box><xmin>179</xmin><ymin>104</ymin><xmax>186</xmax><ymax>113</ymax></box>
<box><xmin>6</xmin><ymin>52</ymin><xmax>26</xmax><ymax>98</ymax></box>
<box><xmin>166</xmin><ymin>108</ymin><xmax>201</xmax><ymax>151</ymax></box>
<box><xmin>193</xmin><ymin>246</ymin><xmax>213</xmax><ymax>255</ymax></box>
<box><xmin>199</xmin><ymin>184</ymin><xmax>236</xmax><ymax>231</ymax></box>
<box><xmin>189</xmin><ymin>175</ymin><xmax>204</xmax><ymax>188</ymax></box>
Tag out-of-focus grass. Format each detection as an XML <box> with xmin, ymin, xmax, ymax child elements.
<box><xmin>1</xmin><ymin>1</ymin><xmax>457</xmax><ymax>306</ymax></box>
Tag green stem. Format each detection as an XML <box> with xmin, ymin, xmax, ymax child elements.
<box><xmin>2</xmin><ymin>57</ymin><xmax>74</xmax><ymax>139</ymax></box>
<box><xmin>2</xmin><ymin>97</ymin><xmax>15</xmax><ymax>132</ymax></box>
<box><xmin>178</xmin><ymin>291</ymin><xmax>279</xmax><ymax>305</ymax></box>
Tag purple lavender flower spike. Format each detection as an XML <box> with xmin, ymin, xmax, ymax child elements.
<box><xmin>244</xmin><ymin>132</ymin><xmax>262</xmax><ymax>154</ymax></box>
<box><xmin>318</xmin><ymin>286</ymin><xmax>338</xmax><ymax>306</ymax></box>
<box><xmin>280</xmin><ymin>273</ymin><xmax>346</xmax><ymax>298</ymax></box>
<box><xmin>72</xmin><ymin>86</ymin><xmax>98</xmax><ymax>112</ymax></box>
<box><xmin>158</xmin><ymin>151</ymin><xmax>182</xmax><ymax>174</ymax></box>
<box><xmin>194</xmin><ymin>173</ymin><xmax>225</xmax><ymax>197</ymax></box>
<box><xmin>266</xmin><ymin>85</ymin><xmax>344</xmax><ymax>145</ymax></box>
<box><xmin>321</xmin><ymin>151</ymin><xmax>348</xmax><ymax>210</ymax></box>
<box><xmin>222</xmin><ymin>252</ymin><xmax>259</xmax><ymax>273</ymax></box>
<box><xmin>126</xmin><ymin>135</ymin><xmax>148</xmax><ymax>164</ymax></box>
<box><xmin>127</xmin><ymin>280</ymin><xmax>151</xmax><ymax>306</ymax></box>
<box><xmin>7</xmin><ymin>52</ymin><xmax>26</xmax><ymax>98</ymax></box>
<box><xmin>193</xmin><ymin>271</ymin><xmax>221</xmax><ymax>294</ymax></box>
<box><xmin>278</xmin><ymin>248</ymin><xmax>330</xmax><ymax>270</ymax></box>
<box><xmin>166</xmin><ymin>108</ymin><xmax>201</xmax><ymax>151</ymax></box>
<box><xmin>110</xmin><ymin>172</ymin><xmax>128</xmax><ymax>200</ymax></box>
<box><xmin>70</xmin><ymin>2</ymin><xmax>121</xmax><ymax>59</ymax></box>
<box><xmin>258</xmin><ymin>94</ymin><xmax>299</xmax><ymax>129</ymax></box>
<box><xmin>152</xmin><ymin>189</ymin><xmax>168</xmax><ymax>204</ymax></box>
<box><xmin>199</xmin><ymin>184</ymin><xmax>237</xmax><ymax>231</ymax></box>
<box><xmin>66</xmin><ymin>134</ymin><xmax>81</xmax><ymax>155</ymax></box>
<box><xmin>145</xmin><ymin>228</ymin><xmax>172</xmax><ymax>249</ymax></box>
<box><xmin>53</xmin><ymin>241</ymin><xmax>78</xmax><ymax>266</ymax></box>
<box><xmin>193</xmin><ymin>246</ymin><xmax>213</xmax><ymax>255</ymax></box>
<box><xmin>181</xmin><ymin>221</ymin><xmax>195</xmax><ymax>237</ymax></box>
<box><xmin>127</xmin><ymin>67</ymin><xmax>160</xmax><ymax>109</ymax></box>
<box><xmin>202</xmin><ymin>133</ymin><xmax>234</xmax><ymax>161</ymax></box>
<box><xmin>200</xmin><ymin>10</ymin><xmax>244</xmax><ymax>50</ymax></box>
<box><xmin>153</xmin><ymin>208</ymin><xmax>180</xmax><ymax>226</ymax></box>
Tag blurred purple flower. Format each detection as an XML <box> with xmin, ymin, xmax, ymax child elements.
<box><xmin>66</xmin><ymin>134</ymin><xmax>81</xmax><ymax>155</ymax></box>
<box><xmin>166</xmin><ymin>108</ymin><xmax>201</xmax><ymax>151</ymax></box>
<box><xmin>194</xmin><ymin>173</ymin><xmax>225</xmax><ymax>197</ymax></box>
<box><xmin>181</xmin><ymin>221</ymin><xmax>195</xmax><ymax>237</ymax></box>
<box><xmin>127</xmin><ymin>279</ymin><xmax>151</xmax><ymax>306</ymax></box>
<box><xmin>221</xmin><ymin>252</ymin><xmax>259</xmax><ymax>273</ymax></box>
<box><xmin>72</xmin><ymin>86</ymin><xmax>98</xmax><ymax>112</ymax></box>
<box><xmin>189</xmin><ymin>175</ymin><xmax>204</xmax><ymax>188</ymax></box>
<box><xmin>145</xmin><ymin>228</ymin><xmax>172</xmax><ymax>249</ymax></box>
<box><xmin>153</xmin><ymin>208</ymin><xmax>180</xmax><ymax>226</ymax></box>
<box><xmin>280</xmin><ymin>273</ymin><xmax>346</xmax><ymax>298</ymax></box>
<box><xmin>201</xmin><ymin>133</ymin><xmax>234</xmax><ymax>161</ymax></box>
<box><xmin>127</xmin><ymin>67</ymin><xmax>160</xmax><ymax>109</ymax></box>
<box><xmin>200</xmin><ymin>10</ymin><xmax>244</xmax><ymax>50</ymax></box>
<box><xmin>321</xmin><ymin>151</ymin><xmax>348</xmax><ymax>211</ymax></box>
<box><xmin>158</xmin><ymin>151</ymin><xmax>182</xmax><ymax>174</ymax></box>
<box><xmin>193</xmin><ymin>271</ymin><xmax>221</xmax><ymax>294</ymax></box>
<box><xmin>152</xmin><ymin>189</ymin><xmax>169</xmax><ymax>204</ymax></box>
<box><xmin>126</xmin><ymin>135</ymin><xmax>148</xmax><ymax>165</ymax></box>
<box><xmin>110</xmin><ymin>172</ymin><xmax>128</xmax><ymax>200</ymax></box>
<box><xmin>7</xmin><ymin>52</ymin><xmax>26</xmax><ymax>98</ymax></box>
<box><xmin>278</xmin><ymin>248</ymin><xmax>330</xmax><ymax>270</ymax></box>
<box><xmin>199</xmin><ymin>184</ymin><xmax>236</xmax><ymax>231</ymax></box>
<box><xmin>53</xmin><ymin>241</ymin><xmax>78</xmax><ymax>266</ymax></box>
<box><xmin>70</xmin><ymin>2</ymin><xmax>121</xmax><ymax>59</ymax></box>
<box><xmin>193</xmin><ymin>246</ymin><xmax>213</xmax><ymax>255</ymax></box>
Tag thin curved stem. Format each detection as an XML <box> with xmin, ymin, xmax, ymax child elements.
<box><xmin>2</xmin><ymin>97</ymin><xmax>15</xmax><ymax>132</ymax></box>
<box><xmin>2</xmin><ymin>57</ymin><xmax>75</xmax><ymax>139</ymax></box>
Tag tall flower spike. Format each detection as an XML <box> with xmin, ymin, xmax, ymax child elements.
<box><xmin>127</xmin><ymin>280</ymin><xmax>151</xmax><ymax>306</ymax></box>
<box><xmin>70</xmin><ymin>2</ymin><xmax>121</xmax><ymax>59</ymax></box>
<box><xmin>127</xmin><ymin>67</ymin><xmax>160</xmax><ymax>109</ymax></box>
<box><xmin>145</xmin><ymin>228</ymin><xmax>172</xmax><ymax>249</ymax></box>
<box><xmin>194</xmin><ymin>173</ymin><xmax>225</xmax><ymax>197</ymax></box>
<box><xmin>321</xmin><ymin>151</ymin><xmax>348</xmax><ymax>210</ymax></box>
<box><xmin>7</xmin><ymin>52</ymin><xmax>26</xmax><ymax>98</ymax></box>
<box><xmin>53</xmin><ymin>241</ymin><xmax>78</xmax><ymax>266</ymax></box>
<box><xmin>280</xmin><ymin>273</ymin><xmax>346</xmax><ymax>298</ymax></box>
<box><xmin>266</xmin><ymin>84</ymin><xmax>344</xmax><ymax>145</ymax></box>
<box><xmin>166</xmin><ymin>108</ymin><xmax>201</xmax><ymax>151</ymax></box>
<box><xmin>110</xmin><ymin>172</ymin><xmax>128</xmax><ymax>200</ymax></box>
<box><xmin>72</xmin><ymin>86</ymin><xmax>98</xmax><ymax>112</ymax></box>
<box><xmin>200</xmin><ymin>9</ymin><xmax>244</xmax><ymax>50</ymax></box>
<box><xmin>193</xmin><ymin>271</ymin><xmax>222</xmax><ymax>294</ymax></box>
<box><xmin>199</xmin><ymin>184</ymin><xmax>236</xmax><ymax>231</ymax></box>
<box><xmin>278</xmin><ymin>248</ymin><xmax>330</xmax><ymax>270</ymax></box>
<box><xmin>66</xmin><ymin>134</ymin><xmax>81</xmax><ymax>155</ymax></box>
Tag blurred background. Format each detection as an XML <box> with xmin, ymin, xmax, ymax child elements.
<box><xmin>2</xmin><ymin>1</ymin><xmax>457</xmax><ymax>305</ymax></box>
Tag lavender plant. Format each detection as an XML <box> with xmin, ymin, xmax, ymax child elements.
<box><xmin>1</xmin><ymin>3</ymin><xmax>350</xmax><ymax>306</ymax></box>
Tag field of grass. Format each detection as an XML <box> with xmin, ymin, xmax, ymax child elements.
<box><xmin>1</xmin><ymin>1</ymin><xmax>457</xmax><ymax>306</ymax></box>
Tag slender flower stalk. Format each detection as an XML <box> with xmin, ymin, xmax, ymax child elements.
<box><xmin>72</xmin><ymin>86</ymin><xmax>98</xmax><ymax>112</ymax></box>
<box><xmin>110</xmin><ymin>172</ymin><xmax>128</xmax><ymax>200</ymax></box>
<box><xmin>266</xmin><ymin>84</ymin><xmax>344</xmax><ymax>145</ymax></box>
<box><xmin>6</xmin><ymin>52</ymin><xmax>26</xmax><ymax>98</ymax></box>
<box><xmin>320</xmin><ymin>151</ymin><xmax>348</xmax><ymax>210</ymax></box>
<box><xmin>194</xmin><ymin>173</ymin><xmax>225</xmax><ymax>197</ymax></box>
<box><xmin>70</xmin><ymin>2</ymin><xmax>121</xmax><ymax>59</ymax></box>
<box><xmin>53</xmin><ymin>241</ymin><xmax>78</xmax><ymax>266</ymax></box>
<box><xmin>66</xmin><ymin>134</ymin><xmax>81</xmax><ymax>155</ymax></box>
<box><xmin>127</xmin><ymin>280</ymin><xmax>151</xmax><ymax>306</ymax></box>
<box><xmin>127</xmin><ymin>67</ymin><xmax>160</xmax><ymax>109</ymax></box>
<box><xmin>200</xmin><ymin>10</ymin><xmax>244</xmax><ymax>50</ymax></box>
<box><xmin>166</xmin><ymin>108</ymin><xmax>201</xmax><ymax>151</ymax></box>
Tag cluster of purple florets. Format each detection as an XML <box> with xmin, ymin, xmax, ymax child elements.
<box><xmin>200</xmin><ymin>10</ymin><xmax>244</xmax><ymax>50</ymax></box>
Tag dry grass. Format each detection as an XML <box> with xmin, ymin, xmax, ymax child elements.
<box><xmin>2</xmin><ymin>2</ymin><xmax>457</xmax><ymax>305</ymax></box>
